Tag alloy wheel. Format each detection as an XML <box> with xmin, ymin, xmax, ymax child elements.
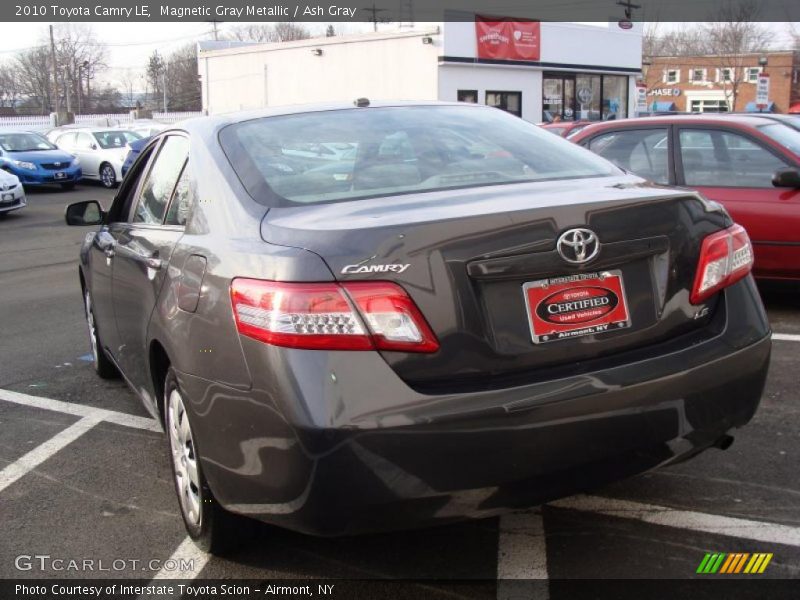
<box><xmin>168</xmin><ymin>389</ymin><xmax>202</xmax><ymax>526</ymax></box>
<box><xmin>100</xmin><ymin>165</ymin><xmax>116</xmax><ymax>188</ymax></box>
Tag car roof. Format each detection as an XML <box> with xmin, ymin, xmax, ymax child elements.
<box><xmin>178</xmin><ymin>100</ymin><xmax>494</xmax><ymax>138</ymax></box>
<box><xmin>571</xmin><ymin>113</ymin><xmax>781</xmax><ymax>138</ymax></box>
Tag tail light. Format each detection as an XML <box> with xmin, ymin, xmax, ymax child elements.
<box><xmin>230</xmin><ymin>279</ymin><xmax>439</xmax><ymax>352</ymax></box>
<box><xmin>691</xmin><ymin>224</ymin><xmax>753</xmax><ymax>304</ymax></box>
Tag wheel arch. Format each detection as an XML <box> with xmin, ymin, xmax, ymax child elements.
<box><xmin>149</xmin><ymin>339</ymin><xmax>171</xmax><ymax>424</ymax></box>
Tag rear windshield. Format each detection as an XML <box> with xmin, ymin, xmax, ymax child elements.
<box><xmin>219</xmin><ymin>105</ymin><xmax>619</xmax><ymax>206</ymax></box>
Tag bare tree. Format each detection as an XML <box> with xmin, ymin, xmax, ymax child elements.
<box><xmin>165</xmin><ymin>44</ymin><xmax>201</xmax><ymax>111</ymax></box>
<box><xmin>13</xmin><ymin>47</ymin><xmax>52</xmax><ymax>114</ymax></box>
<box><xmin>227</xmin><ymin>22</ymin><xmax>311</xmax><ymax>43</ymax></box>
<box><xmin>704</xmin><ymin>0</ymin><xmax>770</xmax><ymax>110</ymax></box>
<box><xmin>145</xmin><ymin>51</ymin><xmax>166</xmax><ymax>110</ymax></box>
<box><xmin>119</xmin><ymin>69</ymin><xmax>140</xmax><ymax>109</ymax></box>
<box><xmin>49</xmin><ymin>24</ymin><xmax>106</xmax><ymax>113</ymax></box>
<box><xmin>0</xmin><ymin>63</ymin><xmax>21</xmax><ymax>108</ymax></box>
<box><xmin>273</xmin><ymin>22</ymin><xmax>311</xmax><ymax>42</ymax></box>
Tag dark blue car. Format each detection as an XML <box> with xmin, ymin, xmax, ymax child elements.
<box><xmin>0</xmin><ymin>131</ymin><xmax>82</xmax><ymax>189</ymax></box>
<box><xmin>121</xmin><ymin>136</ymin><xmax>150</xmax><ymax>178</ymax></box>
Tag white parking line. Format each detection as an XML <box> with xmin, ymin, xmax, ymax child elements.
<box><xmin>0</xmin><ymin>388</ymin><xmax>161</xmax><ymax>432</ymax></box>
<box><xmin>773</xmin><ymin>333</ymin><xmax>800</xmax><ymax>343</ymax></box>
<box><xmin>551</xmin><ymin>494</ymin><xmax>800</xmax><ymax>547</ymax></box>
<box><xmin>151</xmin><ymin>536</ymin><xmax>209</xmax><ymax>580</ymax></box>
<box><xmin>497</xmin><ymin>511</ymin><xmax>549</xmax><ymax>600</ymax></box>
<box><xmin>0</xmin><ymin>416</ymin><xmax>101</xmax><ymax>494</ymax></box>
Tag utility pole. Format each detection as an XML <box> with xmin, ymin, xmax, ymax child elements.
<box><xmin>64</xmin><ymin>68</ymin><xmax>72</xmax><ymax>113</ymax></box>
<box><xmin>208</xmin><ymin>20</ymin><xmax>221</xmax><ymax>41</ymax></box>
<box><xmin>162</xmin><ymin>63</ymin><xmax>168</xmax><ymax>112</ymax></box>
<box><xmin>363</xmin><ymin>4</ymin><xmax>387</xmax><ymax>32</ymax></box>
<box><xmin>49</xmin><ymin>25</ymin><xmax>60</xmax><ymax>113</ymax></box>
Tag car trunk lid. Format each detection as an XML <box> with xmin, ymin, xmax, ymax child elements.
<box><xmin>260</xmin><ymin>175</ymin><xmax>731</xmax><ymax>391</ymax></box>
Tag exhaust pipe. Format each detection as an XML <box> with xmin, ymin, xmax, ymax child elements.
<box><xmin>713</xmin><ymin>434</ymin><xmax>734</xmax><ymax>451</ymax></box>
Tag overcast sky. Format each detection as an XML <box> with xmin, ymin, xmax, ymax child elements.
<box><xmin>0</xmin><ymin>21</ymin><xmax>796</xmax><ymax>89</ymax></box>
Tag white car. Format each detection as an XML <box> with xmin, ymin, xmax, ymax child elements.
<box><xmin>48</xmin><ymin>127</ymin><xmax>142</xmax><ymax>188</ymax></box>
<box><xmin>0</xmin><ymin>169</ymin><xmax>26</xmax><ymax>218</ymax></box>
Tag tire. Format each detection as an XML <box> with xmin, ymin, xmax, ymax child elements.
<box><xmin>99</xmin><ymin>163</ymin><xmax>117</xmax><ymax>189</ymax></box>
<box><xmin>61</xmin><ymin>182</ymin><xmax>76</xmax><ymax>191</ymax></box>
<box><xmin>164</xmin><ymin>368</ymin><xmax>248</xmax><ymax>554</ymax></box>
<box><xmin>83</xmin><ymin>289</ymin><xmax>120</xmax><ymax>379</ymax></box>
<box><xmin>0</xmin><ymin>212</ymin><xmax>7</xmax><ymax>220</ymax></box>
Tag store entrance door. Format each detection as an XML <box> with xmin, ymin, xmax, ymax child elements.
<box><xmin>543</xmin><ymin>74</ymin><xmax>576</xmax><ymax>122</ymax></box>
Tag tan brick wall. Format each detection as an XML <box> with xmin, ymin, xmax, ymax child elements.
<box><xmin>644</xmin><ymin>52</ymin><xmax>799</xmax><ymax>113</ymax></box>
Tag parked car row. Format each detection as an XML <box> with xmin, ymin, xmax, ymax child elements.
<box><xmin>0</xmin><ymin>121</ymin><xmax>169</xmax><ymax>219</ymax></box>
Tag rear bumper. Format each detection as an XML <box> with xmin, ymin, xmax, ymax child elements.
<box><xmin>180</xmin><ymin>278</ymin><xmax>771</xmax><ymax>535</ymax></box>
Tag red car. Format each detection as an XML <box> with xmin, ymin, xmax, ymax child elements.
<box><xmin>539</xmin><ymin>120</ymin><xmax>593</xmax><ymax>138</ymax></box>
<box><xmin>571</xmin><ymin>115</ymin><xmax>800</xmax><ymax>282</ymax></box>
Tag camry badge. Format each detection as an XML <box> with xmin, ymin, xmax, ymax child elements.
<box><xmin>341</xmin><ymin>263</ymin><xmax>410</xmax><ymax>275</ymax></box>
<box><xmin>557</xmin><ymin>228</ymin><xmax>600</xmax><ymax>264</ymax></box>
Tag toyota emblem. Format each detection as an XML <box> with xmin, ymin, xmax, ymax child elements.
<box><xmin>557</xmin><ymin>228</ymin><xmax>600</xmax><ymax>264</ymax></box>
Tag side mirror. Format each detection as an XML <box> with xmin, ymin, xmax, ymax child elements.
<box><xmin>772</xmin><ymin>168</ymin><xmax>800</xmax><ymax>188</ymax></box>
<box><xmin>65</xmin><ymin>200</ymin><xmax>104</xmax><ymax>226</ymax></box>
<box><xmin>90</xmin><ymin>143</ymin><xmax>98</xmax><ymax>150</ymax></box>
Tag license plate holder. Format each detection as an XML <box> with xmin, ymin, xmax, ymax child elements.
<box><xmin>1</xmin><ymin>193</ymin><xmax>13</xmax><ymax>202</ymax></box>
<box><xmin>54</xmin><ymin>171</ymin><xmax>67</xmax><ymax>180</ymax></box>
<box><xmin>523</xmin><ymin>270</ymin><xmax>631</xmax><ymax>344</ymax></box>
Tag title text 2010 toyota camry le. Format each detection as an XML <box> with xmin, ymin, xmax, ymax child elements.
<box><xmin>65</xmin><ymin>101</ymin><xmax>771</xmax><ymax>552</ymax></box>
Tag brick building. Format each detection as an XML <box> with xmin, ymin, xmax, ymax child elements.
<box><xmin>644</xmin><ymin>51</ymin><xmax>800</xmax><ymax>113</ymax></box>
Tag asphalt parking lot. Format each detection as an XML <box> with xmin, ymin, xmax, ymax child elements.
<box><xmin>0</xmin><ymin>186</ymin><xmax>798</xmax><ymax>597</ymax></box>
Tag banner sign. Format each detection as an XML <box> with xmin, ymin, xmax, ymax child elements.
<box><xmin>756</xmin><ymin>73</ymin><xmax>770</xmax><ymax>108</ymax></box>
<box><xmin>475</xmin><ymin>16</ymin><xmax>541</xmax><ymax>61</ymax></box>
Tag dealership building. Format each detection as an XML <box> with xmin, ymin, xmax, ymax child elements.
<box><xmin>198</xmin><ymin>19</ymin><xmax>643</xmax><ymax>123</ymax></box>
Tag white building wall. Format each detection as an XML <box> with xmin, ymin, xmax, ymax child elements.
<box><xmin>200</xmin><ymin>31</ymin><xmax>440</xmax><ymax>115</ymax></box>
<box><xmin>438</xmin><ymin>65</ymin><xmax>543</xmax><ymax>122</ymax></box>
<box><xmin>442</xmin><ymin>21</ymin><xmax>642</xmax><ymax>70</ymax></box>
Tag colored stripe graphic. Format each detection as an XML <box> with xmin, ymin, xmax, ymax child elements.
<box><xmin>699</xmin><ymin>552</ymin><xmax>773</xmax><ymax>574</ymax></box>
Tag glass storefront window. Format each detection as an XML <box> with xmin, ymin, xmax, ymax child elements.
<box><xmin>602</xmin><ymin>75</ymin><xmax>628</xmax><ymax>121</ymax></box>
<box><xmin>542</xmin><ymin>73</ymin><xmax>630</xmax><ymax>122</ymax></box>
<box><xmin>486</xmin><ymin>91</ymin><xmax>522</xmax><ymax>117</ymax></box>
<box><xmin>575</xmin><ymin>74</ymin><xmax>601</xmax><ymax>121</ymax></box>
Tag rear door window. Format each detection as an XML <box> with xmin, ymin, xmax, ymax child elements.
<box><xmin>588</xmin><ymin>128</ymin><xmax>670</xmax><ymax>184</ymax></box>
<box><xmin>679</xmin><ymin>129</ymin><xmax>788</xmax><ymax>188</ymax></box>
<box><xmin>132</xmin><ymin>136</ymin><xmax>189</xmax><ymax>225</ymax></box>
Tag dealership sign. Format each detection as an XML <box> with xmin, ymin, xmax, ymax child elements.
<box><xmin>756</xmin><ymin>73</ymin><xmax>770</xmax><ymax>109</ymax></box>
<box><xmin>475</xmin><ymin>16</ymin><xmax>541</xmax><ymax>61</ymax></box>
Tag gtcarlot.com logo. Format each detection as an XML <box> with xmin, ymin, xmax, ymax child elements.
<box><xmin>15</xmin><ymin>554</ymin><xmax>195</xmax><ymax>572</ymax></box>
<box><xmin>697</xmin><ymin>552</ymin><xmax>773</xmax><ymax>574</ymax></box>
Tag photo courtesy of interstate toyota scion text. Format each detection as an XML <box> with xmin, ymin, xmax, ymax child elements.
<box><xmin>65</xmin><ymin>101</ymin><xmax>771</xmax><ymax>553</ymax></box>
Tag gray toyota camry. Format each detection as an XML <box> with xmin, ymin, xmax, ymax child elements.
<box><xmin>66</xmin><ymin>101</ymin><xmax>771</xmax><ymax>552</ymax></box>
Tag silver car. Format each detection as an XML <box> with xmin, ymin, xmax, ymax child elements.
<box><xmin>0</xmin><ymin>169</ymin><xmax>25</xmax><ymax>217</ymax></box>
<box><xmin>49</xmin><ymin>127</ymin><xmax>141</xmax><ymax>188</ymax></box>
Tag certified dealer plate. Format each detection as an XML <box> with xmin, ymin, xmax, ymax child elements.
<box><xmin>523</xmin><ymin>270</ymin><xmax>631</xmax><ymax>344</ymax></box>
